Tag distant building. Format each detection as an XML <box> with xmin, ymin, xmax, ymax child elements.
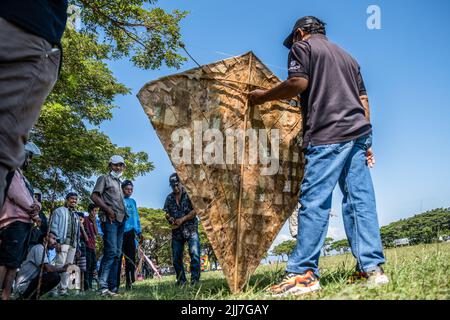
<box><xmin>393</xmin><ymin>238</ymin><xmax>410</xmax><ymax>246</ymax></box>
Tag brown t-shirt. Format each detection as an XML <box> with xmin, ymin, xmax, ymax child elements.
<box><xmin>288</xmin><ymin>34</ymin><xmax>372</xmax><ymax>148</ymax></box>
<box><xmin>92</xmin><ymin>174</ymin><xmax>127</xmax><ymax>223</ymax></box>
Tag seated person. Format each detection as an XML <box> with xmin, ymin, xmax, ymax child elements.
<box><xmin>14</xmin><ymin>232</ymin><xmax>68</xmax><ymax>300</ymax></box>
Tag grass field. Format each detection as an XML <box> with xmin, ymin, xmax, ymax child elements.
<box><xmin>49</xmin><ymin>242</ymin><xmax>450</xmax><ymax>300</ymax></box>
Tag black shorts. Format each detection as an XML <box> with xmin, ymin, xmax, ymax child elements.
<box><xmin>0</xmin><ymin>221</ymin><xmax>32</xmax><ymax>268</ymax></box>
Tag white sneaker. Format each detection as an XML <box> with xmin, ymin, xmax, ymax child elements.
<box><xmin>100</xmin><ymin>289</ymin><xmax>117</xmax><ymax>297</ymax></box>
<box><xmin>367</xmin><ymin>266</ymin><xmax>389</xmax><ymax>286</ymax></box>
<box><xmin>58</xmin><ymin>290</ymin><xmax>69</xmax><ymax>296</ymax></box>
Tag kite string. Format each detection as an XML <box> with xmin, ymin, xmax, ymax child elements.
<box><xmin>234</xmin><ymin>53</ymin><xmax>253</xmax><ymax>292</ymax></box>
<box><xmin>180</xmin><ymin>44</ymin><xmax>298</xmax><ymax>105</ymax></box>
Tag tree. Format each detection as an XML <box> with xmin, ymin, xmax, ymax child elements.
<box><xmin>28</xmin><ymin>1</ymin><xmax>189</xmax><ymax>201</ymax></box>
<box><xmin>72</xmin><ymin>0</ymin><xmax>188</xmax><ymax>69</ymax></box>
<box><xmin>272</xmin><ymin>240</ymin><xmax>296</xmax><ymax>261</ymax></box>
<box><xmin>380</xmin><ymin>208</ymin><xmax>450</xmax><ymax>247</ymax></box>
<box><xmin>322</xmin><ymin>237</ymin><xmax>334</xmax><ymax>256</ymax></box>
<box><xmin>330</xmin><ymin>239</ymin><xmax>350</xmax><ymax>254</ymax></box>
<box><xmin>139</xmin><ymin>207</ymin><xmax>172</xmax><ymax>266</ymax></box>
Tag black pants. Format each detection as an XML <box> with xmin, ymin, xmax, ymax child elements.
<box><xmin>21</xmin><ymin>272</ymin><xmax>60</xmax><ymax>300</ymax></box>
<box><xmin>85</xmin><ymin>247</ymin><xmax>97</xmax><ymax>290</ymax></box>
<box><xmin>118</xmin><ymin>230</ymin><xmax>136</xmax><ymax>288</ymax></box>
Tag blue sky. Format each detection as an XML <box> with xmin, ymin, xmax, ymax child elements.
<box><xmin>99</xmin><ymin>0</ymin><xmax>450</xmax><ymax>245</ymax></box>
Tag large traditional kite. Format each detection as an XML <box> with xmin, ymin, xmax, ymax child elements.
<box><xmin>137</xmin><ymin>52</ymin><xmax>304</xmax><ymax>293</ymax></box>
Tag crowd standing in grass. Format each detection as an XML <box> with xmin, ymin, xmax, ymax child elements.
<box><xmin>0</xmin><ymin>2</ymin><xmax>399</xmax><ymax>301</ymax></box>
<box><xmin>0</xmin><ymin>152</ymin><xmax>168</xmax><ymax>300</ymax></box>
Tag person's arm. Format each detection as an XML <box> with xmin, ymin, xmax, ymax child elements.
<box><xmin>92</xmin><ymin>218</ymin><xmax>99</xmax><ymax>236</ymax></box>
<box><xmin>248</xmin><ymin>42</ymin><xmax>310</xmax><ymax>106</ymax></box>
<box><xmin>360</xmin><ymin>95</ymin><xmax>370</xmax><ymax>123</ymax></box>
<box><xmin>91</xmin><ymin>176</ymin><xmax>115</xmax><ymax>223</ymax></box>
<box><xmin>49</xmin><ymin>209</ymin><xmax>62</xmax><ymax>242</ymax></box>
<box><xmin>356</xmin><ymin>67</ymin><xmax>375</xmax><ymax>168</ymax></box>
<box><xmin>163</xmin><ymin>197</ymin><xmax>175</xmax><ymax>225</ymax></box>
<box><xmin>43</xmin><ymin>263</ymin><xmax>68</xmax><ymax>273</ymax></box>
<box><xmin>174</xmin><ymin>209</ymin><xmax>197</xmax><ymax>226</ymax></box>
<box><xmin>80</xmin><ymin>218</ymin><xmax>89</xmax><ymax>241</ymax></box>
<box><xmin>91</xmin><ymin>192</ymin><xmax>115</xmax><ymax>223</ymax></box>
<box><xmin>134</xmin><ymin>200</ymin><xmax>144</xmax><ymax>242</ymax></box>
<box><xmin>174</xmin><ymin>197</ymin><xmax>197</xmax><ymax>226</ymax></box>
<box><xmin>7</xmin><ymin>172</ymin><xmax>40</xmax><ymax>216</ymax></box>
<box><xmin>247</xmin><ymin>77</ymin><xmax>308</xmax><ymax>106</ymax></box>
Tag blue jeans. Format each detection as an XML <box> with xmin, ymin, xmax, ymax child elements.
<box><xmin>172</xmin><ymin>233</ymin><xmax>201</xmax><ymax>284</ymax></box>
<box><xmin>99</xmin><ymin>220</ymin><xmax>125</xmax><ymax>290</ymax></box>
<box><xmin>286</xmin><ymin>134</ymin><xmax>385</xmax><ymax>277</ymax></box>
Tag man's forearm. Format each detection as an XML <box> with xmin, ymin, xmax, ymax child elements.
<box><xmin>183</xmin><ymin>210</ymin><xmax>197</xmax><ymax>222</ymax></box>
<box><xmin>260</xmin><ymin>77</ymin><xmax>308</xmax><ymax>103</ymax></box>
<box><xmin>91</xmin><ymin>193</ymin><xmax>112</xmax><ymax>214</ymax></box>
<box><xmin>360</xmin><ymin>95</ymin><xmax>370</xmax><ymax>122</ymax></box>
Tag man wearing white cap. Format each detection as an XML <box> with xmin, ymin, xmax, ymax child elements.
<box><xmin>91</xmin><ymin>155</ymin><xmax>128</xmax><ymax>296</ymax></box>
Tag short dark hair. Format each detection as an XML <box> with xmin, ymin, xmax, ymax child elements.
<box><xmin>41</xmin><ymin>231</ymin><xmax>57</xmax><ymax>244</ymax></box>
<box><xmin>65</xmin><ymin>192</ymin><xmax>78</xmax><ymax>200</ymax></box>
<box><xmin>87</xmin><ymin>203</ymin><xmax>98</xmax><ymax>213</ymax></box>
<box><xmin>121</xmin><ymin>180</ymin><xmax>133</xmax><ymax>189</ymax></box>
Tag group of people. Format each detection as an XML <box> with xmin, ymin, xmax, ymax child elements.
<box><xmin>0</xmin><ymin>0</ymin><xmax>389</xmax><ymax>299</ymax></box>
<box><xmin>0</xmin><ymin>147</ymin><xmax>201</xmax><ymax>300</ymax></box>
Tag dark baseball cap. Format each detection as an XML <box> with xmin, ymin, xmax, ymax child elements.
<box><xmin>283</xmin><ymin>16</ymin><xmax>326</xmax><ymax>49</ymax></box>
<box><xmin>169</xmin><ymin>173</ymin><xmax>180</xmax><ymax>188</ymax></box>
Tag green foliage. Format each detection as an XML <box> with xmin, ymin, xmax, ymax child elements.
<box><xmin>139</xmin><ymin>207</ymin><xmax>172</xmax><ymax>266</ymax></box>
<box><xmin>72</xmin><ymin>0</ymin><xmax>188</xmax><ymax>69</ymax></box>
<box><xmin>272</xmin><ymin>240</ymin><xmax>296</xmax><ymax>260</ymax></box>
<box><xmin>29</xmin><ymin>20</ymin><xmax>159</xmax><ymax>201</ymax></box>
<box><xmin>330</xmin><ymin>239</ymin><xmax>350</xmax><ymax>253</ymax></box>
<box><xmin>322</xmin><ymin>237</ymin><xmax>334</xmax><ymax>256</ymax></box>
<box><xmin>28</xmin><ymin>1</ymin><xmax>190</xmax><ymax>201</ymax></box>
<box><xmin>380</xmin><ymin>208</ymin><xmax>450</xmax><ymax>247</ymax></box>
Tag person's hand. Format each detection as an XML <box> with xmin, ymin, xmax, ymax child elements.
<box><xmin>76</xmin><ymin>250</ymin><xmax>81</xmax><ymax>258</ymax></box>
<box><xmin>166</xmin><ymin>215</ymin><xmax>175</xmax><ymax>225</ymax></box>
<box><xmin>106</xmin><ymin>208</ymin><xmax>115</xmax><ymax>224</ymax></box>
<box><xmin>29</xmin><ymin>203</ymin><xmax>40</xmax><ymax>215</ymax></box>
<box><xmin>138</xmin><ymin>233</ymin><xmax>144</xmax><ymax>244</ymax></box>
<box><xmin>56</xmin><ymin>243</ymin><xmax>62</xmax><ymax>253</ymax></box>
<box><xmin>174</xmin><ymin>217</ymin><xmax>185</xmax><ymax>226</ymax></box>
<box><xmin>32</xmin><ymin>215</ymin><xmax>42</xmax><ymax>227</ymax></box>
<box><xmin>61</xmin><ymin>263</ymin><xmax>70</xmax><ymax>272</ymax></box>
<box><xmin>247</xmin><ymin>89</ymin><xmax>267</xmax><ymax>106</ymax></box>
<box><xmin>366</xmin><ymin>148</ymin><xmax>375</xmax><ymax>168</ymax></box>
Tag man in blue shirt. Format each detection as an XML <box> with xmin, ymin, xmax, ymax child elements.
<box><xmin>118</xmin><ymin>180</ymin><xmax>144</xmax><ymax>290</ymax></box>
<box><xmin>163</xmin><ymin>173</ymin><xmax>200</xmax><ymax>286</ymax></box>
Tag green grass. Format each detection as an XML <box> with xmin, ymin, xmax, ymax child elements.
<box><xmin>48</xmin><ymin>242</ymin><xmax>450</xmax><ymax>300</ymax></box>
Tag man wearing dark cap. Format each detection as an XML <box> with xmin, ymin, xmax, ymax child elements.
<box><xmin>49</xmin><ymin>192</ymin><xmax>81</xmax><ymax>296</ymax></box>
<box><xmin>163</xmin><ymin>173</ymin><xmax>200</xmax><ymax>286</ymax></box>
<box><xmin>248</xmin><ymin>16</ymin><xmax>387</xmax><ymax>296</ymax></box>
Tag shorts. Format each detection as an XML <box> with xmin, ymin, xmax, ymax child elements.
<box><xmin>0</xmin><ymin>221</ymin><xmax>32</xmax><ymax>268</ymax></box>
